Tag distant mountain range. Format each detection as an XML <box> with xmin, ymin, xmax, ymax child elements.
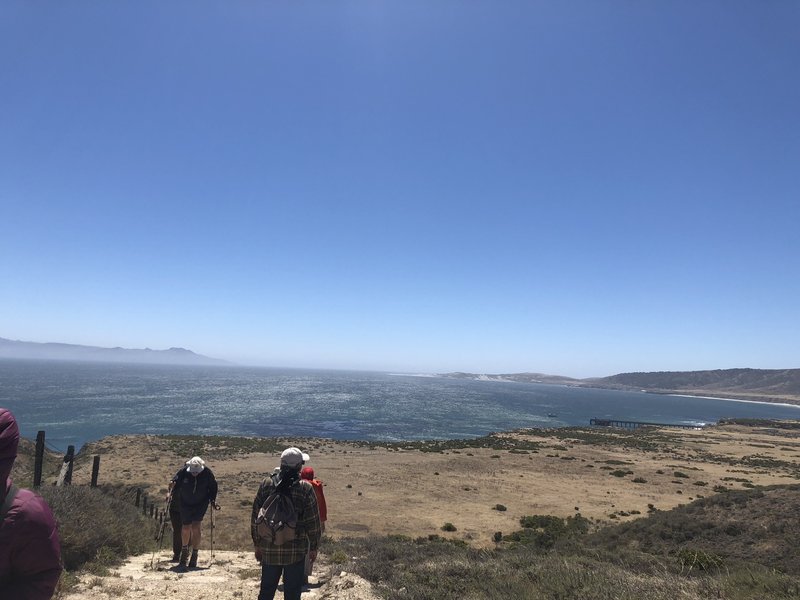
<box><xmin>0</xmin><ymin>337</ymin><xmax>228</xmax><ymax>366</ymax></box>
<box><xmin>440</xmin><ymin>368</ymin><xmax>800</xmax><ymax>405</ymax></box>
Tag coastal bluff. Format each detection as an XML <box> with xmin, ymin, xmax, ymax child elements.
<box><xmin>442</xmin><ymin>367</ymin><xmax>800</xmax><ymax>405</ymax></box>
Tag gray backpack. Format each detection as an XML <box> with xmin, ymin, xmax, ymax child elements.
<box><xmin>255</xmin><ymin>474</ymin><xmax>298</xmax><ymax>546</ymax></box>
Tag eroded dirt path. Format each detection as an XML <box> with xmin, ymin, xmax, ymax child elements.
<box><xmin>61</xmin><ymin>550</ymin><xmax>378</xmax><ymax>600</ymax></box>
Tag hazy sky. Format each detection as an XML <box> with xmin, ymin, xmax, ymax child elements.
<box><xmin>1</xmin><ymin>2</ymin><xmax>798</xmax><ymax>377</ymax></box>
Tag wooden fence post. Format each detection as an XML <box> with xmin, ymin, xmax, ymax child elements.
<box><xmin>56</xmin><ymin>446</ymin><xmax>75</xmax><ymax>486</ymax></box>
<box><xmin>135</xmin><ymin>488</ymin><xmax>141</xmax><ymax>508</ymax></box>
<box><xmin>33</xmin><ymin>431</ymin><xmax>45</xmax><ymax>488</ymax></box>
<box><xmin>143</xmin><ymin>494</ymin><xmax>148</xmax><ymax>515</ymax></box>
<box><xmin>90</xmin><ymin>456</ymin><xmax>101</xmax><ymax>488</ymax></box>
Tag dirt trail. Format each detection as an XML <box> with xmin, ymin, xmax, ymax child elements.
<box><xmin>60</xmin><ymin>550</ymin><xmax>379</xmax><ymax>600</ymax></box>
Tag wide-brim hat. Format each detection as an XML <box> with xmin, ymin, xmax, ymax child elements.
<box><xmin>185</xmin><ymin>456</ymin><xmax>206</xmax><ymax>474</ymax></box>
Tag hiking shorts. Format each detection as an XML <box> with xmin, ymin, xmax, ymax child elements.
<box><xmin>179</xmin><ymin>501</ymin><xmax>209</xmax><ymax>523</ymax></box>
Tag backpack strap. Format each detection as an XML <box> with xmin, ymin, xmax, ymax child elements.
<box><xmin>0</xmin><ymin>484</ymin><xmax>19</xmax><ymax>524</ymax></box>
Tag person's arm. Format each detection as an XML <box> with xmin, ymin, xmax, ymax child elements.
<box><xmin>2</xmin><ymin>498</ymin><xmax>62</xmax><ymax>600</ymax></box>
<box><xmin>251</xmin><ymin>480</ymin><xmax>268</xmax><ymax>547</ymax></box>
<box><xmin>206</xmin><ymin>469</ymin><xmax>219</xmax><ymax>507</ymax></box>
<box><xmin>317</xmin><ymin>482</ymin><xmax>328</xmax><ymax>522</ymax></box>
<box><xmin>169</xmin><ymin>469</ymin><xmax>182</xmax><ymax>502</ymax></box>
<box><xmin>302</xmin><ymin>485</ymin><xmax>321</xmax><ymax>557</ymax></box>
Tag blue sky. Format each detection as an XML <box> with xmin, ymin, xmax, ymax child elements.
<box><xmin>1</xmin><ymin>1</ymin><xmax>798</xmax><ymax>377</ymax></box>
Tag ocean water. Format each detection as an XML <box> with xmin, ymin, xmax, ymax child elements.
<box><xmin>2</xmin><ymin>359</ymin><xmax>799</xmax><ymax>452</ymax></box>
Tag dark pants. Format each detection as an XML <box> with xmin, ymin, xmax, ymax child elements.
<box><xmin>258</xmin><ymin>558</ymin><xmax>305</xmax><ymax>600</ymax></box>
<box><xmin>169</xmin><ymin>507</ymin><xmax>182</xmax><ymax>557</ymax></box>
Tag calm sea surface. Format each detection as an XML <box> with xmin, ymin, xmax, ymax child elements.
<box><xmin>2</xmin><ymin>359</ymin><xmax>799</xmax><ymax>451</ymax></box>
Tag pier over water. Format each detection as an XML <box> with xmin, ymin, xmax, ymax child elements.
<box><xmin>590</xmin><ymin>418</ymin><xmax>706</xmax><ymax>430</ymax></box>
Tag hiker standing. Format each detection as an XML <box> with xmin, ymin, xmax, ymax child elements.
<box><xmin>299</xmin><ymin>466</ymin><xmax>327</xmax><ymax>587</ymax></box>
<box><xmin>300</xmin><ymin>466</ymin><xmax>327</xmax><ymax>534</ymax></box>
<box><xmin>0</xmin><ymin>408</ymin><xmax>62</xmax><ymax>600</ymax></box>
<box><xmin>169</xmin><ymin>456</ymin><xmax>219</xmax><ymax>572</ymax></box>
<box><xmin>252</xmin><ymin>447</ymin><xmax>321</xmax><ymax>600</ymax></box>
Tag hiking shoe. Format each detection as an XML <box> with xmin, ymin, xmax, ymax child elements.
<box><xmin>188</xmin><ymin>550</ymin><xmax>199</xmax><ymax>568</ymax></box>
<box><xmin>177</xmin><ymin>545</ymin><xmax>189</xmax><ymax>572</ymax></box>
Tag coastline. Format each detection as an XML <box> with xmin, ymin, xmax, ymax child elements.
<box><xmin>664</xmin><ymin>392</ymin><xmax>800</xmax><ymax>409</ymax></box>
<box><xmin>436</xmin><ymin>372</ymin><xmax>800</xmax><ymax>407</ymax></box>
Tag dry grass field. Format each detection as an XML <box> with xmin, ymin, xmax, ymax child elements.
<box><xmin>49</xmin><ymin>420</ymin><xmax>800</xmax><ymax>551</ymax></box>
<box><xmin>12</xmin><ymin>420</ymin><xmax>800</xmax><ymax>599</ymax></box>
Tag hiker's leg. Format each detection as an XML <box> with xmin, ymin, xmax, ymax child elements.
<box><xmin>190</xmin><ymin>521</ymin><xmax>202</xmax><ymax>548</ymax></box>
<box><xmin>257</xmin><ymin>563</ymin><xmax>282</xmax><ymax>600</ymax></box>
<box><xmin>169</xmin><ymin>509</ymin><xmax>182</xmax><ymax>559</ymax></box>
<box><xmin>282</xmin><ymin>559</ymin><xmax>305</xmax><ymax>600</ymax></box>
<box><xmin>301</xmin><ymin>541</ymin><xmax>310</xmax><ymax>586</ymax></box>
<box><xmin>181</xmin><ymin>524</ymin><xmax>192</xmax><ymax>547</ymax></box>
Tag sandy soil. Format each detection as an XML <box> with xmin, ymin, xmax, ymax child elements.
<box><xmin>61</xmin><ymin>422</ymin><xmax>800</xmax><ymax>550</ymax></box>
<box><xmin>59</xmin><ymin>550</ymin><xmax>378</xmax><ymax>600</ymax></box>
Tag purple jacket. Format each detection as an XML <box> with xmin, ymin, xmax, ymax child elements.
<box><xmin>0</xmin><ymin>409</ymin><xmax>62</xmax><ymax>600</ymax></box>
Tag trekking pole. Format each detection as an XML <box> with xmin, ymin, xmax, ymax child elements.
<box><xmin>210</xmin><ymin>501</ymin><xmax>214</xmax><ymax>565</ymax></box>
<box><xmin>209</xmin><ymin>501</ymin><xmax>220</xmax><ymax>566</ymax></box>
<box><xmin>152</xmin><ymin>493</ymin><xmax>171</xmax><ymax>570</ymax></box>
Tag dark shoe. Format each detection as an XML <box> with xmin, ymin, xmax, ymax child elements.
<box><xmin>177</xmin><ymin>546</ymin><xmax>189</xmax><ymax>572</ymax></box>
<box><xmin>170</xmin><ymin>554</ymin><xmax>181</xmax><ymax>563</ymax></box>
<box><xmin>188</xmin><ymin>549</ymin><xmax>198</xmax><ymax>568</ymax></box>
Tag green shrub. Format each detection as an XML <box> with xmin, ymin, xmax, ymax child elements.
<box><xmin>674</xmin><ymin>548</ymin><xmax>724</xmax><ymax>572</ymax></box>
<box><xmin>41</xmin><ymin>486</ymin><xmax>154</xmax><ymax>571</ymax></box>
<box><xmin>520</xmin><ymin>515</ymin><xmax>565</xmax><ymax>529</ymax></box>
<box><xmin>322</xmin><ymin>534</ymin><xmax>770</xmax><ymax>600</ymax></box>
<box><xmin>632</xmin><ymin>477</ymin><xmax>647</xmax><ymax>483</ymax></box>
<box><xmin>674</xmin><ymin>471</ymin><xmax>690</xmax><ymax>479</ymax></box>
<box><xmin>494</xmin><ymin>504</ymin><xmax>508</xmax><ymax>511</ymax></box>
<box><xmin>441</xmin><ymin>522</ymin><xmax>457</xmax><ymax>532</ymax></box>
<box><xmin>508</xmin><ymin>514</ymin><xmax>590</xmax><ymax>549</ymax></box>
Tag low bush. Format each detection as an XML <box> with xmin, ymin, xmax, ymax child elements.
<box><xmin>322</xmin><ymin>534</ymin><xmax>798</xmax><ymax>600</ymax></box>
<box><xmin>586</xmin><ymin>484</ymin><xmax>800</xmax><ymax>575</ymax></box>
<box><xmin>40</xmin><ymin>486</ymin><xmax>154</xmax><ymax>571</ymax></box>
<box><xmin>506</xmin><ymin>514</ymin><xmax>590</xmax><ymax>550</ymax></box>
<box><xmin>675</xmin><ymin>548</ymin><xmax>725</xmax><ymax>572</ymax></box>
